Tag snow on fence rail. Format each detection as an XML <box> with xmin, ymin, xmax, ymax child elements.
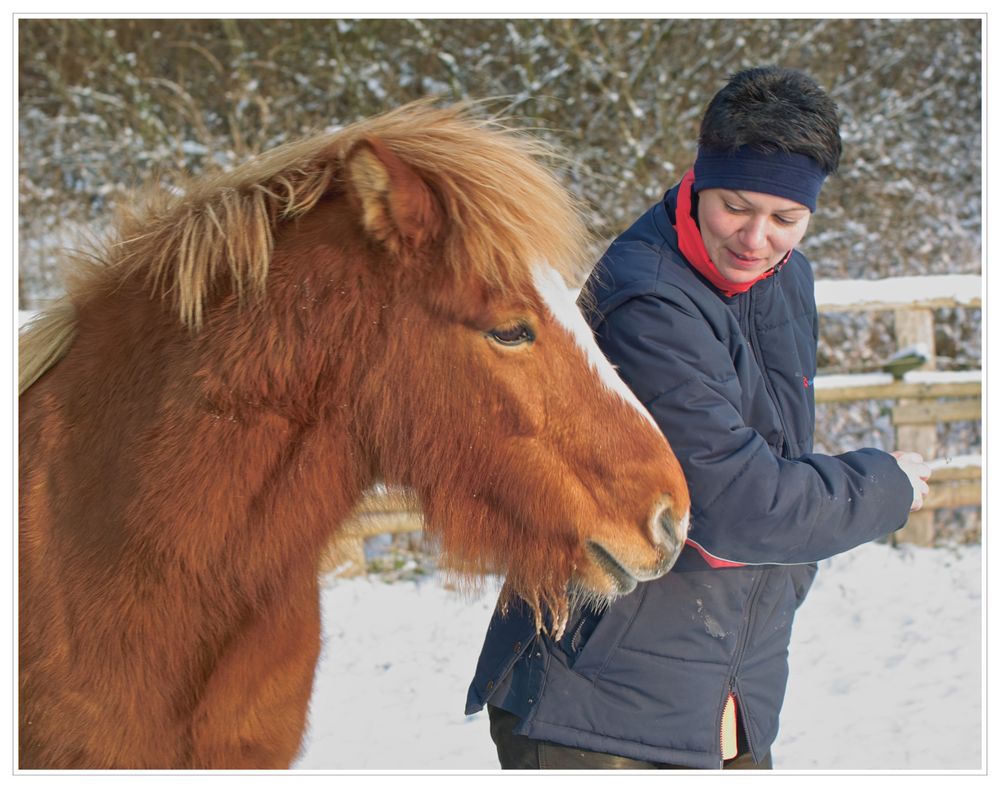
<box><xmin>814</xmin><ymin>274</ymin><xmax>981</xmax><ymax>312</ymax></box>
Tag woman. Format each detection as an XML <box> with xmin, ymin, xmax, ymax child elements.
<box><xmin>466</xmin><ymin>66</ymin><xmax>931</xmax><ymax>770</ymax></box>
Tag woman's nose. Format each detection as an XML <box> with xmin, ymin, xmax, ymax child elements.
<box><xmin>739</xmin><ymin>216</ymin><xmax>767</xmax><ymax>249</ymax></box>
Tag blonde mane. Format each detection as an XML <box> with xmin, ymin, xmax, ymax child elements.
<box><xmin>19</xmin><ymin>101</ymin><xmax>591</xmax><ymax>396</ymax></box>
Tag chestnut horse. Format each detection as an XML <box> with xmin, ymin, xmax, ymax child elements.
<box><xmin>19</xmin><ymin>102</ymin><xmax>689</xmax><ymax>769</ymax></box>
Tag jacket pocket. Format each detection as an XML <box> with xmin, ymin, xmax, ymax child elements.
<box><xmin>559</xmin><ymin>605</ymin><xmax>604</xmax><ymax>667</ymax></box>
<box><xmin>565</xmin><ymin>583</ymin><xmax>649</xmax><ymax>680</ymax></box>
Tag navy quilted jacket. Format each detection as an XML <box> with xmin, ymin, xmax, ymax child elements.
<box><xmin>465</xmin><ymin>182</ymin><xmax>913</xmax><ymax>768</ymax></box>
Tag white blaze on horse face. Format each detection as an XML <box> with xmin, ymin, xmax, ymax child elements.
<box><xmin>532</xmin><ymin>265</ymin><xmax>658</xmax><ymax>430</ymax></box>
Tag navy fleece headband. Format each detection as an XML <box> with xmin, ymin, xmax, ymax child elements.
<box><xmin>693</xmin><ymin>146</ymin><xmax>827</xmax><ymax>212</ymax></box>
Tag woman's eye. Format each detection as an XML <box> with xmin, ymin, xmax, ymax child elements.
<box><xmin>487</xmin><ymin>323</ymin><xmax>535</xmax><ymax>346</ymax></box>
<box><xmin>724</xmin><ymin>202</ymin><xmax>745</xmax><ymax>214</ymax></box>
<box><xmin>774</xmin><ymin>215</ymin><xmax>795</xmax><ymax>226</ymax></box>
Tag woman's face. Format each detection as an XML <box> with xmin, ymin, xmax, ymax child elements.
<box><xmin>697</xmin><ymin>188</ymin><xmax>811</xmax><ymax>284</ymax></box>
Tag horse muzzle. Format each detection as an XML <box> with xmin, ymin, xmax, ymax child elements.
<box><xmin>584</xmin><ymin>498</ymin><xmax>689</xmax><ymax>595</ymax></box>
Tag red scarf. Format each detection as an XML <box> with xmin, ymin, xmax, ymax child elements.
<box><xmin>673</xmin><ymin>169</ymin><xmax>780</xmax><ymax>297</ymax></box>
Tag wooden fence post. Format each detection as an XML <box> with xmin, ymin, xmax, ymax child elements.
<box><xmin>893</xmin><ymin>306</ymin><xmax>937</xmax><ymax>546</ymax></box>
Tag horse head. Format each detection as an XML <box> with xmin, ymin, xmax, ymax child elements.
<box><xmin>333</xmin><ymin>116</ymin><xmax>690</xmax><ymax>627</ymax></box>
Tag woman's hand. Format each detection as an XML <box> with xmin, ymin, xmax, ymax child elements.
<box><xmin>891</xmin><ymin>451</ymin><xmax>932</xmax><ymax>511</ymax></box>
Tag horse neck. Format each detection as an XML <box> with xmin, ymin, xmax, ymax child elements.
<box><xmin>32</xmin><ymin>263</ymin><xmax>378</xmax><ymax>596</ymax></box>
<box><xmin>161</xmin><ymin>205</ymin><xmax>406</xmax><ymax>583</ymax></box>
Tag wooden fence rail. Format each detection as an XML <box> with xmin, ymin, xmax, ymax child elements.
<box><xmin>325</xmin><ymin>275</ymin><xmax>981</xmax><ymax>573</ymax></box>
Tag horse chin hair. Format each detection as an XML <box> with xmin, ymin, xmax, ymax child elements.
<box><xmin>565</xmin><ymin>583</ymin><xmax>615</xmax><ymax>619</ymax></box>
<box><xmin>501</xmin><ymin>578</ymin><xmax>626</xmax><ymax>640</ymax></box>
<box><xmin>525</xmin><ymin>585</ymin><xmax>619</xmax><ymax>643</ymax></box>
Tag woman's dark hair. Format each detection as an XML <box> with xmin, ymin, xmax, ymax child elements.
<box><xmin>698</xmin><ymin>66</ymin><xmax>842</xmax><ymax>174</ymax></box>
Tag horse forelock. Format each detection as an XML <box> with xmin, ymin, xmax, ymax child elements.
<box><xmin>62</xmin><ymin>100</ymin><xmax>590</xmax><ymax>334</ymax></box>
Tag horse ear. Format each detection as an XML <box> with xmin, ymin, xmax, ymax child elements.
<box><xmin>345</xmin><ymin>136</ymin><xmax>441</xmax><ymax>254</ymax></box>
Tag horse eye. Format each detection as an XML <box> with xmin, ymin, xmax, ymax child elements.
<box><xmin>487</xmin><ymin>322</ymin><xmax>535</xmax><ymax>347</ymax></box>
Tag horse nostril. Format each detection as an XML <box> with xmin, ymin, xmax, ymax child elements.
<box><xmin>656</xmin><ymin>506</ymin><xmax>689</xmax><ymax>558</ymax></box>
<box><xmin>653</xmin><ymin>496</ymin><xmax>687</xmax><ymax>539</ymax></box>
<box><xmin>656</xmin><ymin>509</ymin><xmax>681</xmax><ymax>552</ymax></box>
<box><xmin>645</xmin><ymin>499</ymin><xmax>690</xmax><ymax>578</ymax></box>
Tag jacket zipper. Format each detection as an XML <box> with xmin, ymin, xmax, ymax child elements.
<box><xmin>721</xmin><ymin>569</ymin><xmax>767</xmax><ymax>761</ymax></box>
<box><xmin>569</xmin><ymin>614</ymin><xmax>588</xmax><ymax>653</ymax></box>
<box><xmin>745</xmin><ymin>287</ymin><xmax>790</xmax><ymax>458</ymax></box>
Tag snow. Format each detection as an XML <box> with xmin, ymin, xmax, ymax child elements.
<box><xmin>815</xmin><ymin>274</ymin><xmax>981</xmax><ymax>309</ymax></box>
<box><xmin>295</xmin><ymin>541</ymin><xmax>981</xmax><ymax>771</ymax></box>
<box><xmin>928</xmin><ymin>455</ymin><xmax>981</xmax><ymax>470</ymax></box>
<box><xmin>814</xmin><ymin>372</ymin><xmax>896</xmax><ymax>389</ymax></box>
<box><xmin>906</xmin><ymin>370</ymin><xmax>982</xmax><ymax>384</ymax></box>
<box><xmin>814</xmin><ymin>369</ymin><xmax>982</xmax><ymax>390</ymax></box>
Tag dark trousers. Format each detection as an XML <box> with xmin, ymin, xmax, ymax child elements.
<box><xmin>488</xmin><ymin>705</ymin><xmax>772</xmax><ymax>770</ymax></box>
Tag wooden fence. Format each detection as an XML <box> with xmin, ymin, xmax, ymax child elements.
<box><xmin>813</xmin><ymin>274</ymin><xmax>981</xmax><ymax>546</ymax></box>
<box><xmin>325</xmin><ymin>275</ymin><xmax>981</xmax><ymax>574</ymax></box>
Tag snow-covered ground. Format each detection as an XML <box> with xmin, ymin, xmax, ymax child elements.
<box><xmin>296</xmin><ymin>541</ymin><xmax>982</xmax><ymax>772</ymax></box>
